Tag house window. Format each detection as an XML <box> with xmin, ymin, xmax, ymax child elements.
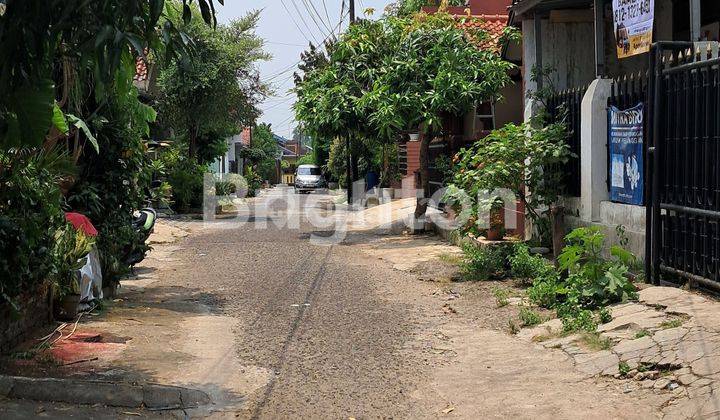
<box><xmin>475</xmin><ymin>102</ymin><xmax>495</xmax><ymax>134</ymax></box>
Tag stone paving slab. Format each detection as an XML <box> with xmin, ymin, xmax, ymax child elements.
<box><xmin>518</xmin><ymin>286</ymin><xmax>720</xmax><ymax>419</ymax></box>
<box><xmin>0</xmin><ymin>375</ymin><xmax>211</xmax><ymax>410</ymax></box>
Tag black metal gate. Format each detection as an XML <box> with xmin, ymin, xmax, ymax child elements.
<box><xmin>648</xmin><ymin>41</ymin><xmax>720</xmax><ymax>290</ymax></box>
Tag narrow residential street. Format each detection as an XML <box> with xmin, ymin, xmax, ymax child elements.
<box><xmin>1</xmin><ymin>187</ymin><xmax>672</xmax><ymax>419</ymax></box>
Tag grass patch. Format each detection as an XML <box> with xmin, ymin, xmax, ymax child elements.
<box><xmin>519</xmin><ymin>307</ymin><xmax>542</xmax><ymax>327</ymax></box>
<box><xmin>492</xmin><ymin>286</ymin><xmax>509</xmax><ymax>307</ymax></box>
<box><xmin>634</xmin><ymin>329</ymin><xmax>651</xmax><ymax>339</ymax></box>
<box><xmin>660</xmin><ymin>318</ymin><xmax>683</xmax><ymax>329</ymax></box>
<box><xmin>578</xmin><ymin>332</ymin><xmax>612</xmax><ymax>351</ymax></box>
<box><xmin>438</xmin><ymin>253</ymin><xmax>462</xmax><ymax>265</ymax></box>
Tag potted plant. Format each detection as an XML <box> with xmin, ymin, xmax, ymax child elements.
<box><xmin>53</xmin><ymin>224</ymin><xmax>94</xmax><ymax>320</ymax></box>
<box><xmin>486</xmin><ymin>198</ymin><xmax>505</xmax><ymax>241</ymax></box>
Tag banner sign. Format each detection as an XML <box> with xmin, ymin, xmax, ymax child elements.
<box><xmin>608</xmin><ymin>104</ymin><xmax>644</xmax><ymax>205</ymax></box>
<box><xmin>612</xmin><ymin>0</ymin><xmax>654</xmax><ymax>58</ymax></box>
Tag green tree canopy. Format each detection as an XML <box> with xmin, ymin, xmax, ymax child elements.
<box><xmin>0</xmin><ymin>0</ymin><xmax>220</xmax><ymax>150</ymax></box>
<box><xmin>295</xmin><ymin>9</ymin><xmax>513</xmax><ymax>216</ymax></box>
<box><xmin>250</xmin><ymin>123</ymin><xmax>280</xmax><ymax>181</ymax></box>
<box><xmin>157</xmin><ymin>7</ymin><xmax>269</xmax><ymax>160</ymax></box>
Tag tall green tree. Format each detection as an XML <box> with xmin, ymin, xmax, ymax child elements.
<box><xmin>387</xmin><ymin>0</ymin><xmax>467</xmax><ymax>17</ymax></box>
<box><xmin>295</xmin><ymin>10</ymin><xmax>512</xmax><ymax>217</ymax></box>
<box><xmin>157</xmin><ymin>8</ymin><xmax>269</xmax><ymax>161</ymax></box>
<box><xmin>0</xmin><ymin>0</ymin><xmax>220</xmax><ymax>150</ymax></box>
<box><xmin>250</xmin><ymin>123</ymin><xmax>280</xmax><ymax>181</ymax></box>
<box><xmin>367</xmin><ymin>12</ymin><xmax>512</xmax><ymax>218</ymax></box>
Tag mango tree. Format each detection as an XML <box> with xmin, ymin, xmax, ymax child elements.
<box><xmin>364</xmin><ymin>12</ymin><xmax>513</xmax><ymax>219</ymax></box>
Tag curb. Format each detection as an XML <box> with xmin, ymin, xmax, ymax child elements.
<box><xmin>0</xmin><ymin>375</ymin><xmax>211</xmax><ymax>410</ymax></box>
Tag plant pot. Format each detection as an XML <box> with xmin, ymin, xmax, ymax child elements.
<box><xmin>56</xmin><ymin>294</ymin><xmax>80</xmax><ymax>321</ymax></box>
<box><xmin>102</xmin><ymin>282</ymin><xmax>118</xmax><ymax>299</ymax></box>
<box><xmin>485</xmin><ymin>205</ymin><xmax>505</xmax><ymax>241</ymax></box>
<box><xmin>408</xmin><ymin>133</ymin><xmax>420</xmax><ymax>142</ymax></box>
<box><xmin>380</xmin><ymin>188</ymin><xmax>394</xmax><ymax>202</ymax></box>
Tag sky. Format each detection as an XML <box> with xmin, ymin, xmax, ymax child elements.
<box><xmin>216</xmin><ymin>0</ymin><xmax>392</xmax><ymax>139</ymax></box>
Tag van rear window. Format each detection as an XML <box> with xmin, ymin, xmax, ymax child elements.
<box><xmin>298</xmin><ymin>167</ymin><xmax>320</xmax><ymax>175</ymax></box>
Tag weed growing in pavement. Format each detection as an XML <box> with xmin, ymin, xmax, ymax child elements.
<box><xmin>560</xmin><ymin>308</ymin><xmax>597</xmax><ymax>332</ymax></box>
<box><xmin>525</xmin><ymin>227</ymin><xmax>639</xmax><ymax>333</ymax></box>
<box><xmin>660</xmin><ymin>319</ymin><xmax>683</xmax><ymax>329</ymax></box>
<box><xmin>578</xmin><ymin>332</ymin><xmax>612</xmax><ymax>351</ymax></box>
<box><xmin>598</xmin><ymin>307</ymin><xmax>613</xmax><ymax>324</ymax></box>
<box><xmin>508</xmin><ymin>318</ymin><xmax>520</xmax><ymax>334</ymax></box>
<box><xmin>519</xmin><ymin>307</ymin><xmax>542</xmax><ymax>327</ymax></box>
<box><xmin>619</xmin><ymin>361</ymin><xmax>631</xmax><ymax>376</ymax></box>
<box><xmin>492</xmin><ymin>287</ymin><xmax>509</xmax><ymax>307</ymax></box>
<box><xmin>634</xmin><ymin>329</ymin><xmax>651</xmax><ymax>339</ymax></box>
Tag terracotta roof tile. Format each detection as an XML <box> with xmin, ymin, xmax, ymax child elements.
<box><xmin>459</xmin><ymin>14</ymin><xmax>509</xmax><ymax>52</ymax></box>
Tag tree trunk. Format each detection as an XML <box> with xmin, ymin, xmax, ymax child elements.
<box><xmin>550</xmin><ymin>205</ymin><xmax>565</xmax><ymax>260</ymax></box>
<box><xmin>381</xmin><ymin>144</ymin><xmax>390</xmax><ymax>187</ymax></box>
<box><xmin>188</xmin><ymin>126</ymin><xmax>197</xmax><ymax>159</ymax></box>
<box><xmin>413</xmin><ymin>129</ymin><xmax>432</xmax><ymax>222</ymax></box>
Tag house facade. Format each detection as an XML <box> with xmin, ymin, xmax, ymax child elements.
<box><xmin>214</xmin><ymin>127</ymin><xmax>252</xmax><ymax>175</ymax></box>
<box><xmin>511</xmin><ymin>0</ymin><xmax>720</xmax><ymax>288</ymax></box>
<box><xmin>397</xmin><ymin>0</ymin><xmax>525</xmax><ymax>236</ymax></box>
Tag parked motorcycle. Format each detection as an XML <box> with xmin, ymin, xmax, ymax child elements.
<box><xmin>125</xmin><ymin>207</ymin><xmax>157</xmax><ymax>267</ymax></box>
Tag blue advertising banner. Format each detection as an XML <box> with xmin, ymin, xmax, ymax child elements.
<box><xmin>608</xmin><ymin>104</ymin><xmax>644</xmax><ymax>205</ymax></box>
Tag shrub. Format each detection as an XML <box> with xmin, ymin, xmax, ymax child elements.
<box><xmin>165</xmin><ymin>156</ymin><xmax>205</xmax><ymax>212</ymax></box>
<box><xmin>558</xmin><ymin>227</ymin><xmax>638</xmax><ymax>308</ymax></box>
<box><xmin>66</xmin><ymin>103</ymin><xmax>156</xmax><ymax>285</ymax></box>
<box><xmin>0</xmin><ymin>148</ymin><xmax>68</xmax><ymax>308</ymax></box>
<box><xmin>527</xmin><ymin>272</ymin><xmax>562</xmax><ymax>308</ymax></box>
<box><xmin>519</xmin><ymin>307</ymin><xmax>542</xmax><ymax>327</ymax></box>
<box><xmin>509</xmin><ymin>244</ymin><xmax>554</xmax><ymax>285</ymax></box>
<box><xmin>492</xmin><ymin>287</ymin><xmax>509</xmax><ymax>307</ymax></box>
<box><xmin>460</xmin><ymin>243</ymin><xmax>506</xmax><ymax>280</ymax></box>
<box><xmin>215</xmin><ymin>181</ymin><xmax>235</xmax><ymax>196</ymax></box>
<box><xmin>560</xmin><ymin>307</ymin><xmax>598</xmax><ymax>333</ymax></box>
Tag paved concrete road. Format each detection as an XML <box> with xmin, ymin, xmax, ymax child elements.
<box><xmin>178</xmin><ymin>187</ymin><xmax>438</xmax><ymax>418</ymax></box>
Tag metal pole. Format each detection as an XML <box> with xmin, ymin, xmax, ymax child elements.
<box><xmin>534</xmin><ymin>13</ymin><xmax>543</xmax><ymax>91</ymax></box>
<box><xmin>346</xmin><ymin>0</ymin><xmax>355</xmax><ymax>206</ymax></box>
<box><xmin>690</xmin><ymin>0</ymin><xmax>701</xmax><ymax>41</ymax></box>
<box><xmin>651</xmin><ymin>45</ymin><xmax>662</xmax><ymax>285</ymax></box>
<box><xmin>593</xmin><ymin>0</ymin><xmax>605</xmax><ymax>77</ymax></box>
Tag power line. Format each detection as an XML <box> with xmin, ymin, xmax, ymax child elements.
<box><xmin>260</xmin><ymin>9</ymin><xmax>349</xmax><ymax>84</ymax></box>
<box><xmin>301</xmin><ymin>0</ymin><xmax>334</xmax><ymax>35</ymax></box>
<box><xmin>322</xmin><ymin>0</ymin><xmax>334</xmax><ymax>33</ymax></box>
<box><xmin>263</xmin><ymin>95</ymin><xmax>296</xmax><ymax>111</ymax></box>
<box><xmin>279</xmin><ymin>0</ymin><xmax>316</xmax><ymax>44</ymax></box>
<box><xmin>289</xmin><ymin>0</ymin><xmax>324</xmax><ymax>42</ymax></box>
<box><xmin>265</xmin><ymin>40</ymin><xmax>308</xmax><ymax>47</ymax></box>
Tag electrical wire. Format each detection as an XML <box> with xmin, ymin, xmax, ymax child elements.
<box><xmin>301</xmin><ymin>0</ymin><xmax>334</xmax><ymax>35</ymax></box>
<box><xmin>260</xmin><ymin>9</ymin><xmax>349</xmax><ymax>84</ymax></box>
<box><xmin>279</xmin><ymin>0</ymin><xmax>316</xmax><ymax>44</ymax></box>
<box><xmin>289</xmin><ymin>0</ymin><xmax>324</xmax><ymax>41</ymax></box>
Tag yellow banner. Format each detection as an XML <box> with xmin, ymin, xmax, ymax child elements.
<box><xmin>613</xmin><ymin>0</ymin><xmax>654</xmax><ymax>58</ymax></box>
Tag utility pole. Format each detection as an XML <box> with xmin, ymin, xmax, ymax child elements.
<box><xmin>346</xmin><ymin>0</ymin><xmax>355</xmax><ymax>206</ymax></box>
